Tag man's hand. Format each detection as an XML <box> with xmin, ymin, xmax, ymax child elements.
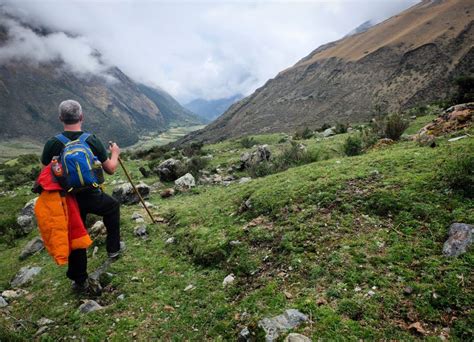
<box><xmin>108</xmin><ymin>141</ymin><xmax>120</xmax><ymax>156</ymax></box>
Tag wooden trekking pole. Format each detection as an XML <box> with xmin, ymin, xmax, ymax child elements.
<box><xmin>110</xmin><ymin>142</ymin><xmax>156</xmax><ymax>224</ymax></box>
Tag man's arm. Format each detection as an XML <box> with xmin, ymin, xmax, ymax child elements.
<box><xmin>102</xmin><ymin>142</ymin><xmax>120</xmax><ymax>175</ymax></box>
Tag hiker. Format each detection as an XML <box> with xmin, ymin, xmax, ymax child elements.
<box><xmin>40</xmin><ymin>99</ymin><xmax>124</xmax><ymax>293</ymax></box>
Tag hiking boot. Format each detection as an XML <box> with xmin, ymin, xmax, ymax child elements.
<box><xmin>71</xmin><ymin>278</ymin><xmax>102</xmax><ymax>297</ymax></box>
<box><xmin>107</xmin><ymin>241</ymin><xmax>126</xmax><ymax>261</ymax></box>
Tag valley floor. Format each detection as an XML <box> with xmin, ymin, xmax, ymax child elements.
<box><xmin>0</xmin><ymin>116</ymin><xmax>472</xmax><ymax>340</ymax></box>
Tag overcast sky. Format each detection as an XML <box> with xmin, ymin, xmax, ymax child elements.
<box><xmin>0</xmin><ymin>0</ymin><xmax>419</xmax><ymax>103</ymax></box>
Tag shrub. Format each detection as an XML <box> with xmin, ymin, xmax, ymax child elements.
<box><xmin>293</xmin><ymin>127</ymin><xmax>313</xmax><ymax>140</ymax></box>
<box><xmin>343</xmin><ymin>135</ymin><xmax>363</xmax><ymax>156</ymax></box>
<box><xmin>247</xmin><ymin>161</ymin><xmax>275</xmax><ymax>178</ymax></box>
<box><xmin>239</xmin><ymin>136</ymin><xmax>258</xmax><ymax>148</ymax></box>
<box><xmin>184</xmin><ymin>156</ymin><xmax>209</xmax><ymax>177</ymax></box>
<box><xmin>182</xmin><ymin>142</ymin><xmax>203</xmax><ymax>157</ymax></box>
<box><xmin>318</xmin><ymin>123</ymin><xmax>331</xmax><ymax>132</ymax></box>
<box><xmin>335</xmin><ymin>122</ymin><xmax>348</xmax><ymax>134</ymax></box>
<box><xmin>454</xmin><ymin>75</ymin><xmax>474</xmax><ymax>104</ymax></box>
<box><xmin>384</xmin><ymin>113</ymin><xmax>409</xmax><ymax>140</ymax></box>
<box><xmin>360</xmin><ymin>127</ymin><xmax>378</xmax><ymax>149</ymax></box>
<box><xmin>440</xmin><ymin>148</ymin><xmax>474</xmax><ymax>197</ymax></box>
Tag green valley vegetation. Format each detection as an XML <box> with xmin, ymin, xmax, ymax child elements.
<box><xmin>0</xmin><ymin>110</ymin><xmax>473</xmax><ymax>340</ymax></box>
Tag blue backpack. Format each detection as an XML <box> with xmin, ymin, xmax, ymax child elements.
<box><xmin>55</xmin><ymin>133</ymin><xmax>101</xmax><ymax>191</ymax></box>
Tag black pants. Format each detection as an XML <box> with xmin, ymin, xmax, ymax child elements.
<box><xmin>66</xmin><ymin>189</ymin><xmax>120</xmax><ymax>284</ymax></box>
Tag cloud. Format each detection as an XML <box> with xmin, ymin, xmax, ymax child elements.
<box><xmin>0</xmin><ymin>0</ymin><xmax>419</xmax><ymax>102</ymax></box>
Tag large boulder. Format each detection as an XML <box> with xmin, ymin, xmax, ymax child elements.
<box><xmin>11</xmin><ymin>266</ymin><xmax>42</xmax><ymax>288</ymax></box>
<box><xmin>19</xmin><ymin>237</ymin><xmax>44</xmax><ymax>260</ymax></box>
<box><xmin>112</xmin><ymin>182</ymin><xmax>150</xmax><ymax>205</ymax></box>
<box><xmin>16</xmin><ymin>198</ymin><xmax>38</xmax><ymax>235</ymax></box>
<box><xmin>443</xmin><ymin>223</ymin><xmax>473</xmax><ymax>257</ymax></box>
<box><xmin>416</xmin><ymin>102</ymin><xmax>473</xmax><ymax>138</ymax></box>
<box><xmin>240</xmin><ymin>145</ymin><xmax>272</xmax><ymax>169</ymax></box>
<box><xmin>153</xmin><ymin>159</ymin><xmax>184</xmax><ymax>182</ymax></box>
<box><xmin>175</xmin><ymin>173</ymin><xmax>196</xmax><ymax>190</ymax></box>
<box><xmin>322</xmin><ymin>128</ymin><xmax>336</xmax><ymax>137</ymax></box>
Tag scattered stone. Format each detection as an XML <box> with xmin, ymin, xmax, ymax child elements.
<box><xmin>131</xmin><ymin>212</ymin><xmax>143</xmax><ymax>220</ymax></box>
<box><xmin>222</xmin><ymin>274</ymin><xmax>235</xmax><ymax>286</ymax></box>
<box><xmin>78</xmin><ymin>300</ymin><xmax>103</xmax><ymax>314</ymax></box>
<box><xmin>416</xmin><ymin>133</ymin><xmax>437</xmax><ymax>147</ymax></box>
<box><xmin>322</xmin><ymin>128</ymin><xmax>336</xmax><ymax>137</ymax></box>
<box><xmin>150</xmin><ymin>182</ymin><xmax>163</xmax><ymax>192</ymax></box>
<box><xmin>144</xmin><ymin>201</ymin><xmax>156</xmax><ymax>209</ymax></box>
<box><xmin>354</xmin><ymin>286</ymin><xmax>362</xmax><ymax>292</ymax></box>
<box><xmin>184</xmin><ymin>284</ymin><xmax>195</xmax><ymax>292</ymax></box>
<box><xmin>134</xmin><ymin>225</ymin><xmax>148</xmax><ymax>238</ymax></box>
<box><xmin>37</xmin><ymin>318</ymin><xmax>54</xmax><ymax>326</ymax></box>
<box><xmin>239</xmin><ymin>177</ymin><xmax>252</xmax><ymax>184</ymax></box>
<box><xmin>154</xmin><ymin>158</ymin><xmax>184</xmax><ymax>182</ymax></box>
<box><xmin>230</xmin><ymin>240</ymin><xmax>242</xmax><ymax>246</ymax></box>
<box><xmin>92</xmin><ymin>246</ymin><xmax>99</xmax><ymax>258</ymax></box>
<box><xmin>408</xmin><ymin>322</ymin><xmax>427</xmax><ymax>335</ymax></box>
<box><xmin>161</xmin><ymin>188</ymin><xmax>175</xmax><ymax>198</ymax></box>
<box><xmin>165</xmin><ymin>237</ymin><xmax>175</xmax><ymax>245</ymax></box>
<box><xmin>240</xmin><ymin>145</ymin><xmax>272</xmax><ymax>169</ymax></box>
<box><xmin>284</xmin><ymin>333</ymin><xmax>312</xmax><ymax>342</ymax></box>
<box><xmin>284</xmin><ymin>291</ymin><xmax>293</xmax><ymax>299</ymax></box>
<box><xmin>11</xmin><ymin>266</ymin><xmax>42</xmax><ymax>288</ymax></box>
<box><xmin>416</xmin><ymin>102</ymin><xmax>473</xmax><ymax>138</ymax></box>
<box><xmin>0</xmin><ymin>296</ymin><xmax>7</xmax><ymax>308</ymax></box>
<box><xmin>316</xmin><ymin>298</ymin><xmax>328</xmax><ymax>306</ymax></box>
<box><xmin>34</xmin><ymin>326</ymin><xmax>49</xmax><ymax>337</ymax></box>
<box><xmin>117</xmin><ymin>294</ymin><xmax>125</xmax><ymax>301</ymax></box>
<box><xmin>16</xmin><ymin>197</ymin><xmax>38</xmax><ymax>234</ymax></box>
<box><xmin>112</xmin><ymin>182</ymin><xmax>150</xmax><ymax>205</ymax></box>
<box><xmin>19</xmin><ymin>236</ymin><xmax>44</xmax><ymax>260</ymax></box>
<box><xmin>134</xmin><ymin>217</ymin><xmax>145</xmax><ymax>224</ymax></box>
<box><xmin>89</xmin><ymin>221</ymin><xmax>106</xmax><ymax>238</ymax></box>
<box><xmin>448</xmin><ymin>135</ymin><xmax>468</xmax><ymax>142</ymax></box>
<box><xmin>257</xmin><ymin>309</ymin><xmax>309</xmax><ymax>342</ymax></box>
<box><xmin>403</xmin><ymin>286</ymin><xmax>414</xmax><ymax>295</ymax></box>
<box><xmin>443</xmin><ymin>223</ymin><xmax>473</xmax><ymax>257</ymax></box>
<box><xmin>373</xmin><ymin>138</ymin><xmax>395</xmax><ymax>149</ymax></box>
<box><xmin>238</xmin><ymin>327</ymin><xmax>251</xmax><ymax>341</ymax></box>
<box><xmin>175</xmin><ymin>173</ymin><xmax>196</xmax><ymax>190</ymax></box>
<box><xmin>2</xmin><ymin>289</ymin><xmax>28</xmax><ymax>299</ymax></box>
<box><xmin>367</xmin><ymin>290</ymin><xmax>376</xmax><ymax>297</ymax></box>
<box><xmin>239</xmin><ymin>198</ymin><xmax>252</xmax><ymax>213</ymax></box>
<box><xmin>163</xmin><ymin>305</ymin><xmax>175</xmax><ymax>312</ymax></box>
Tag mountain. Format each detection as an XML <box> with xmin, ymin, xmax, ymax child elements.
<box><xmin>0</xmin><ymin>20</ymin><xmax>203</xmax><ymax>147</ymax></box>
<box><xmin>178</xmin><ymin>0</ymin><xmax>474</xmax><ymax>144</ymax></box>
<box><xmin>184</xmin><ymin>94</ymin><xmax>244</xmax><ymax>122</ymax></box>
<box><xmin>344</xmin><ymin>20</ymin><xmax>375</xmax><ymax>37</ymax></box>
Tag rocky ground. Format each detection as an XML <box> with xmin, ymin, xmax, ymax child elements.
<box><xmin>0</xmin><ymin>110</ymin><xmax>472</xmax><ymax>340</ymax></box>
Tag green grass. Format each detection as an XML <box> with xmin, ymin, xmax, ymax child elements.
<box><xmin>0</xmin><ymin>122</ymin><xmax>473</xmax><ymax>340</ymax></box>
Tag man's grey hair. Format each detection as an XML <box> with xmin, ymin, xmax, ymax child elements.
<box><xmin>58</xmin><ymin>100</ymin><xmax>82</xmax><ymax>124</ymax></box>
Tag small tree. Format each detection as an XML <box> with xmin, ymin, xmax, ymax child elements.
<box><xmin>343</xmin><ymin>135</ymin><xmax>363</xmax><ymax>156</ymax></box>
<box><xmin>384</xmin><ymin>113</ymin><xmax>409</xmax><ymax>140</ymax></box>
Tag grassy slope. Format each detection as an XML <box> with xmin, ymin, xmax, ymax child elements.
<box><xmin>0</xmin><ymin>117</ymin><xmax>472</xmax><ymax>340</ymax></box>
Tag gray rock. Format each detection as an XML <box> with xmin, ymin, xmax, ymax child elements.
<box><xmin>240</xmin><ymin>145</ymin><xmax>272</xmax><ymax>169</ymax></box>
<box><xmin>1</xmin><ymin>289</ymin><xmax>27</xmax><ymax>299</ymax></box>
<box><xmin>134</xmin><ymin>225</ymin><xmax>148</xmax><ymax>238</ymax></box>
<box><xmin>284</xmin><ymin>333</ymin><xmax>312</xmax><ymax>342</ymax></box>
<box><xmin>0</xmin><ymin>296</ymin><xmax>7</xmax><ymax>308</ymax></box>
<box><xmin>165</xmin><ymin>237</ymin><xmax>175</xmax><ymax>244</ymax></box>
<box><xmin>89</xmin><ymin>221</ymin><xmax>106</xmax><ymax>238</ymax></box>
<box><xmin>11</xmin><ymin>266</ymin><xmax>42</xmax><ymax>288</ymax></box>
<box><xmin>175</xmin><ymin>173</ymin><xmax>196</xmax><ymax>189</ymax></box>
<box><xmin>443</xmin><ymin>223</ymin><xmax>473</xmax><ymax>257</ymax></box>
<box><xmin>37</xmin><ymin>317</ymin><xmax>54</xmax><ymax>326</ymax></box>
<box><xmin>117</xmin><ymin>294</ymin><xmax>125</xmax><ymax>301</ymax></box>
<box><xmin>112</xmin><ymin>182</ymin><xmax>150</xmax><ymax>205</ymax></box>
<box><xmin>78</xmin><ymin>300</ymin><xmax>103</xmax><ymax>314</ymax></box>
<box><xmin>19</xmin><ymin>237</ymin><xmax>44</xmax><ymax>260</ymax></box>
<box><xmin>16</xmin><ymin>198</ymin><xmax>38</xmax><ymax>235</ymax></box>
<box><xmin>239</xmin><ymin>177</ymin><xmax>252</xmax><ymax>184</ymax></box>
<box><xmin>238</xmin><ymin>327</ymin><xmax>251</xmax><ymax>341</ymax></box>
<box><xmin>258</xmin><ymin>309</ymin><xmax>309</xmax><ymax>342</ymax></box>
<box><xmin>131</xmin><ymin>212</ymin><xmax>143</xmax><ymax>220</ymax></box>
<box><xmin>134</xmin><ymin>217</ymin><xmax>145</xmax><ymax>224</ymax></box>
<box><xmin>34</xmin><ymin>326</ymin><xmax>49</xmax><ymax>336</ymax></box>
<box><xmin>154</xmin><ymin>158</ymin><xmax>183</xmax><ymax>182</ymax></box>
<box><xmin>322</xmin><ymin>128</ymin><xmax>336</xmax><ymax>137</ymax></box>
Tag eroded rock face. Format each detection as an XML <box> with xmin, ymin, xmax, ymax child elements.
<box><xmin>443</xmin><ymin>223</ymin><xmax>473</xmax><ymax>257</ymax></box>
<box><xmin>19</xmin><ymin>237</ymin><xmax>44</xmax><ymax>260</ymax></box>
<box><xmin>240</xmin><ymin>145</ymin><xmax>272</xmax><ymax>169</ymax></box>
<box><xmin>175</xmin><ymin>173</ymin><xmax>196</xmax><ymax>190</ymax></box>
<box><xmin>11</xmin><ymin>266</ymin><xmax>42</xmax><ymax>288</ymax></box>
<box><xmin>112</xmin><ymin>182</ymin><xmax>150</xmax><ymax>205</ymax></box>
<box><xmin>154</xmin><ymin>159</ymin><xmax>183</xmax><ymax>182</ymax></box>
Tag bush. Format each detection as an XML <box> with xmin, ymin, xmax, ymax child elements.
<box><xmin>182</xmin><ymin>142</ymin><xmax>203</xmax><ymax>157</ymax></box>
<box><xmin>335</xmin><ymin>122</ymin><xmax>348</xmax><ymax>134</ymax></box>
<box><xmin>371</xmin><ymin>113</ymin><xmax>409</xmax><ymax>141</ymax></box>
<box><xmin>239</xmin><ymin>136</ymin><xmax>258</xmax><ymax>148</ymax></box>
<box><xmin>343</xmin><ymin>135</ymin><xmax>363</xmax><ymax>156</ymax></box>
<box><xmin>318</xmin><ymin>123</ymin><xmax>331</xmax><ymax>132</ymax></box>
<box><xmin>454</xmin><ymin>75</ymin><xmax>474</xmax><ymax>104</ymax></box>
<box><xmin>293</xmin><ymin>127</ymin><xmax>313</xmax><ymax>140</ymax></box>
<box><xmin>184</xmin><ymin>156</ymin><xmax>209</xmax><ymax>177</ymax></box>
<box><xmin>360</xmin><ymin>127</ymin><xmax>378</xmax><ymax>149</ymax></box>
<box><xmin>440</xmin><ymin>148</ymin><xmax>474</xmax><ymax>197</ymax></box>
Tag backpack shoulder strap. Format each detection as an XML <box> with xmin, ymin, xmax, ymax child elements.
<box><xmin>78</xmin><ymin>133</ymin><xmax>91</xmax><ymax>144</ymax></box>
<box><xmin>55</xmin><ymin>134</ymin><xmax>70</xmax><ymax>145</ymax></box>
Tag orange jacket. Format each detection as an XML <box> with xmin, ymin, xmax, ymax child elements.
<box><xmin>34</xmin><ymin>165</ymin><xmax>92</xmax><ymax>265</ymax></box>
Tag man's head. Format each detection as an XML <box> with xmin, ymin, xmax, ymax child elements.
<box><xmin>58</xmin><ymin>100</ymin><xmax>83</xmax><ymax>125</ymax></box>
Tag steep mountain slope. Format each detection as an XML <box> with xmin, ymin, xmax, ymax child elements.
<box><xmin>179</xmin><ymin>0</ymin><xmax>474</xmax><ymax>144</ymax></box>
<box><xmin>184</xmin><ymin>94</ymin><xmax>244</xmax><ymax>122</ymax></box>
<box><xmin>0</xmin><ymin>21</ymin><xmax>202</xmax><ymax>146</ymax></box>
